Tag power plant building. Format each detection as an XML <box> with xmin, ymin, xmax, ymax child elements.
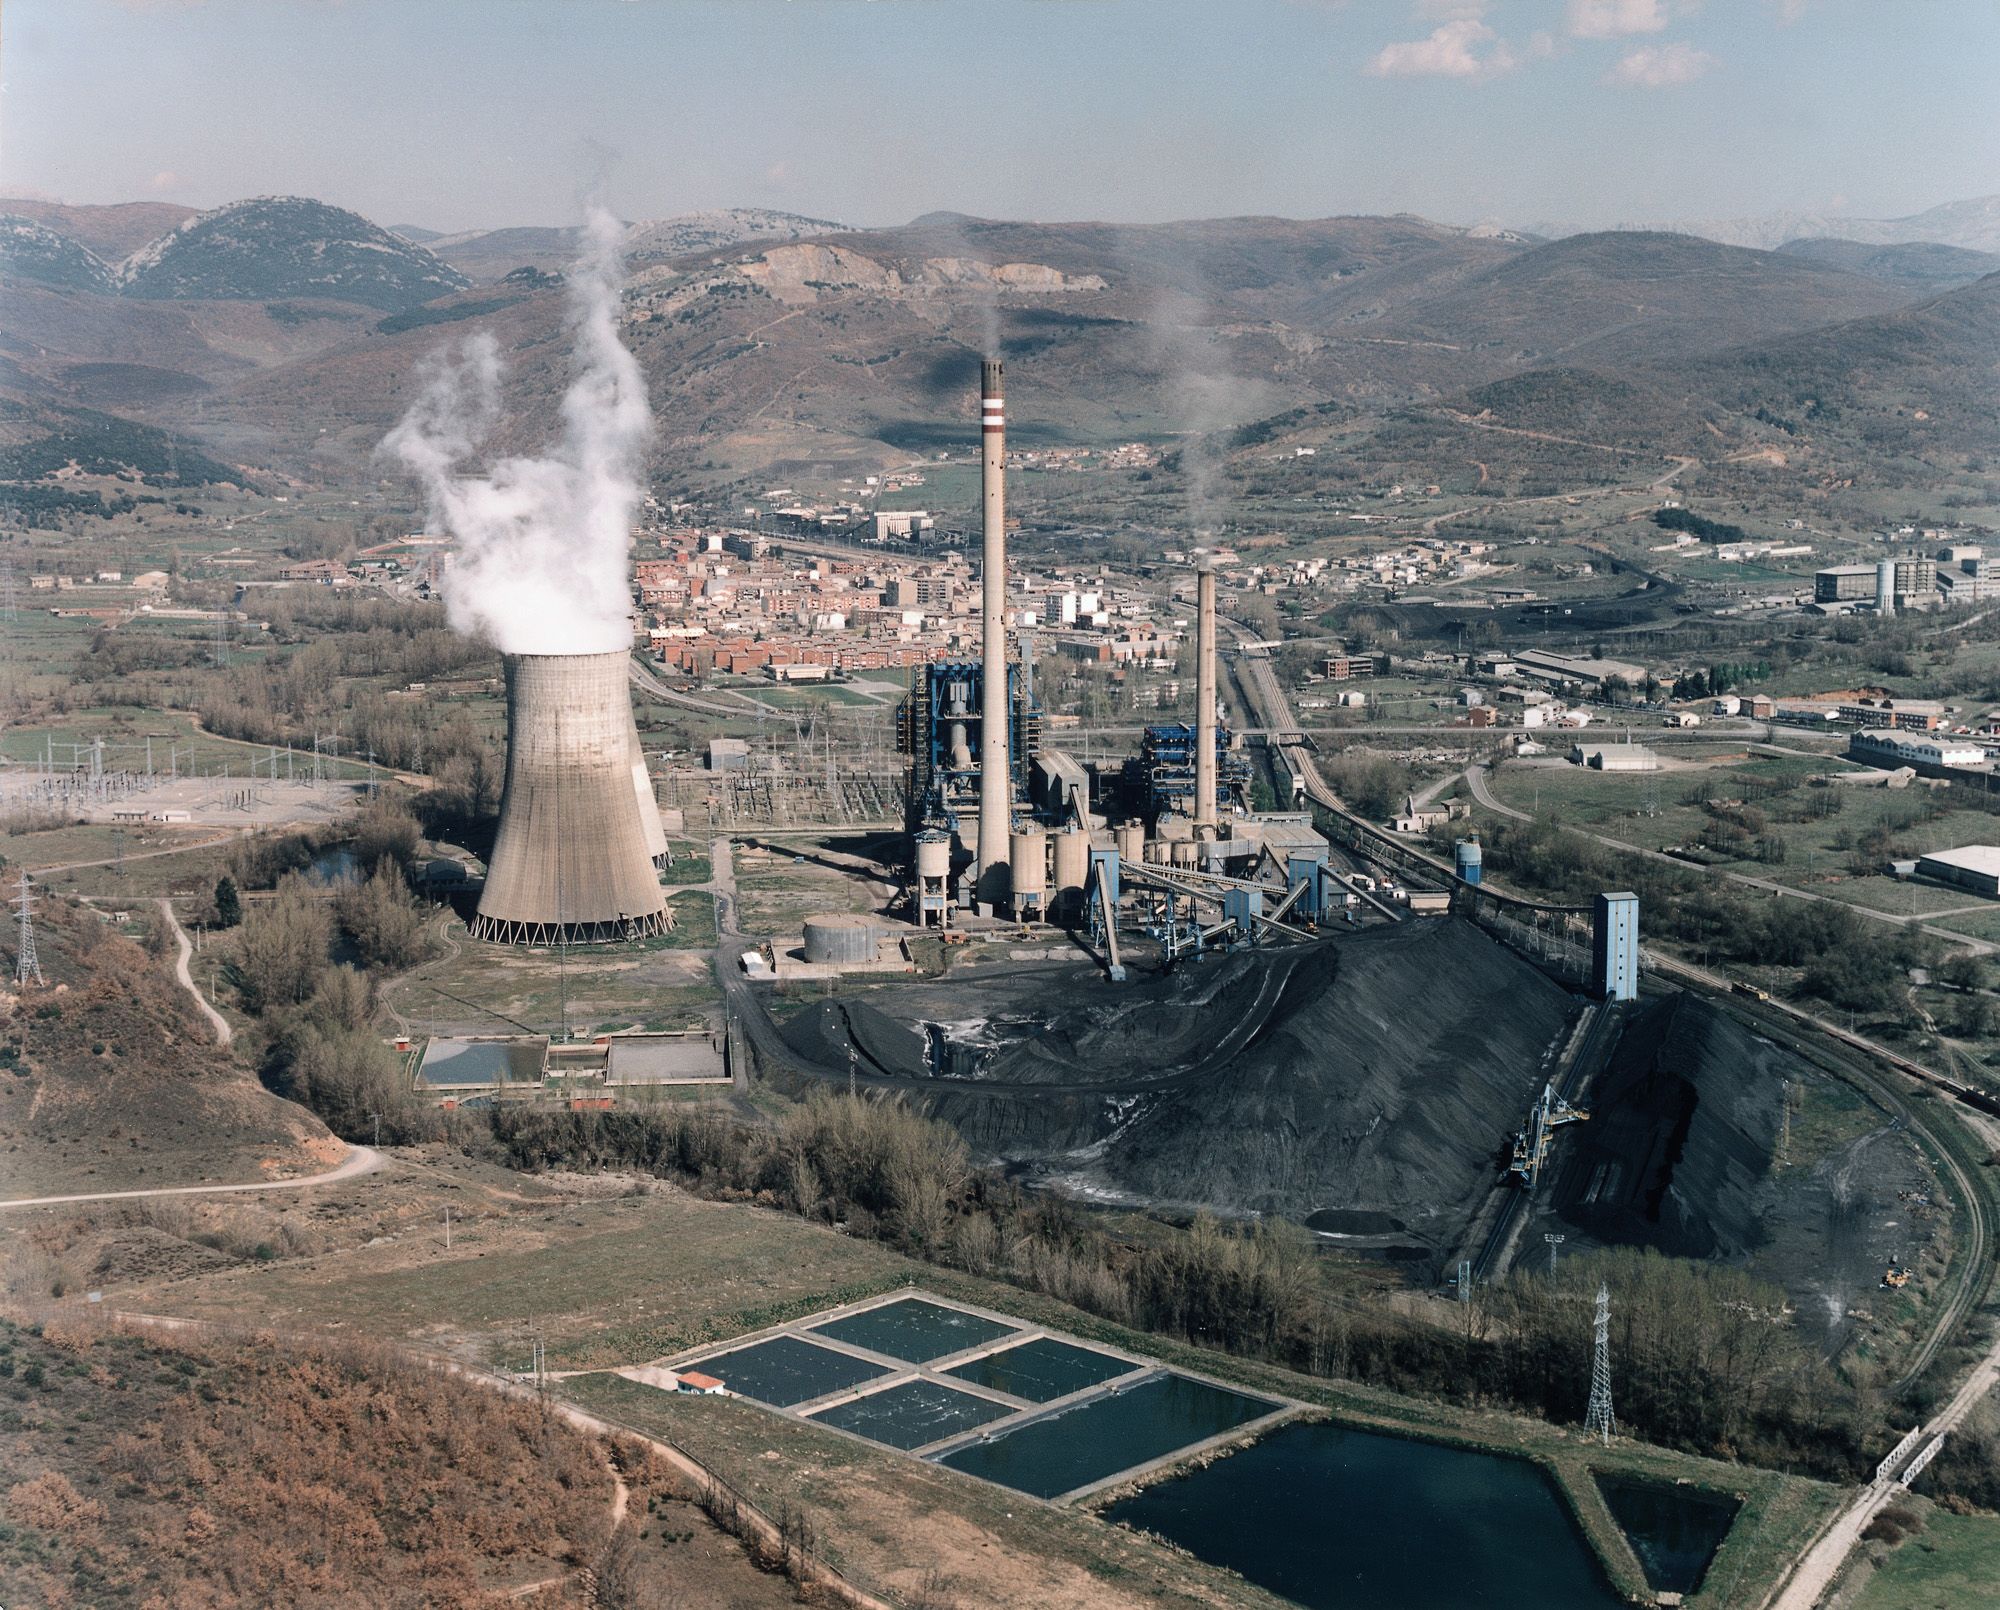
<box><xmin>471</xmin><ymin>649</ymin><xmax>671</xmax><ymax>946</ymax></box>
<box><xmin>896</xmin><ymin>360</ymin><xmax>1312</xmax><ymax>931</ymax></box>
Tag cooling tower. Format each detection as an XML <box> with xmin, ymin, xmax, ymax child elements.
<box><xmin>470</xmin><ymin>650</ymin><xmax>670</xmax><ymax>945</ymax></box>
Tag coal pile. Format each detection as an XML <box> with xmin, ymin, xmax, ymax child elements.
<box><xmin>1548</xmin><ymin>993</ymin><xmax>1782</xmax><ymax>1259</ymax></box>
<box><xmin>782</xmin><ymin>918</ymin><xmax>1579</xmax><ymax>1252</ymax></box>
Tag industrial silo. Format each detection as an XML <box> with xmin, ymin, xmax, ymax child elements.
<box><xmin>913</xmin><ymin>830</ymin><xmax>952</xmax><ymax>927</ymax></box>
<box><xmin>1115</xmin><ymin>818</ymin><xmax>1147</xmax><ymax>867</ymax></box>
<box><xmin>1455</xmin><ymin>838</ymin><xmax>1483</xmax><ymax>885</ymax></box>
<box><xmin>1051</xmin><ymin>826</ymin><xmax>1090</xmax><ymax>925</ymax></box>
<box><xmin>470</xmin><ymin>650</ymin><xmax>670</xmax><ymax>945</ymax></box>
<box><xmin>1009</xmin><ymin>826</ymin><xmax>1048</xmax><ymax>920</ymax></box>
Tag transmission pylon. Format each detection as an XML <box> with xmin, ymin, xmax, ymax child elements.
<box><xmin>0</xmin><ymin>559</ymin><xmax>18</xmax><ymax>621</ymax></box>
<box><xmin>14</xmin><ymin>871</ymin><xmax>45</xmax><ymax>988</ymax></box>
<box><xmin>1584</xmin><ymin>1280</ymin><xmax>1617</xmax><ymax>1444</ymax></box>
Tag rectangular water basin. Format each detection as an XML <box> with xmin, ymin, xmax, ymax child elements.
<box><xmin>810</xmin><ymin>1379</ymin><xmax>1015</xmax><ymax>1451</ymax></box>
<box><xmin>1106</xmin><ymin>1420</ymin><xmax>1625</xmax><ymax>1610</ymax></box>
<box><xmin>945</xmin><ymin>1335</ymin><xmax>1135</xmax><ymax>1403</ymax></box>
<box><xmin>684</xmin><ymin>1335</ymin><xmax>892</xmax><ymax>1407</ymax></box>
<box><xmin>808</xmin><ymin>1296</ymin><xmax>1018</xmax><ymax>1363</ymax></box>
<box><xmin>934</xmin><ymin>1372</ymin><xmax>1276</xmax><ymax>1499</ymax></box>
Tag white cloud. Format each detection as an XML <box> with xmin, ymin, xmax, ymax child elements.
<box><xmin>1566</xmin><ymin>0</ymin><xmax>1668</xmax><ymax>38</ymax></box>
<box><xmin>1366</xmin><ymin>18</ymin><xmax>1518</xmax><ymax>79</ymax></box>
<box><xmin>147</xmin><ymin>170</ymin><xmax>181</xmax><ymax>193</ymax></box>
<box><xmin>1774</xmin><ymin>0</ymin><xmax>1810</xmax><ymax>21</ymax></box>
<box><xmin>1605</xmin><ymin>41</ymin><xmax>1715</xmax><ymax>86</ymax></box>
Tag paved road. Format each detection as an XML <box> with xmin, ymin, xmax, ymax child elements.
<box><xmin>158</xmin><ymin>897</ymin><xmax>232</xmax><ymax>1047</ymax></box>
<box><xmin>0</xmin><ymin>1144</ymin><xmax>384</xmax><ymax>1211</ymax></box>
<box><xmin>1462</xmin><ymin>762</ymin><xmax>1996</xmax><ymax>956</ymax></box>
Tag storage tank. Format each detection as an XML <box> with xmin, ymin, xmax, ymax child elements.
<box><xmin>1051</xmin><ymin>827</ymin><xmax>1089</xmax><ymax>922</ymax></box>
<box><xmin>1009</xmin><ymin>826</ymin><xmax>1048</xmax><ymax>915</ymax></box>
<box><xmin>803</xmin><ymin>914</ymin><xmax>880</xmax><ymax>965</ymax></box>
<box><xmin>1455</xmin><ymin>838</ymin><xmax>1483</xmax><ymax>885</ymax></box>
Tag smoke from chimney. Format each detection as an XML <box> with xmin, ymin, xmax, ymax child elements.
<box><xmin>381</xmin><ymin>207</ymin><xmax>651</xmax><ymax>655</ymax></box>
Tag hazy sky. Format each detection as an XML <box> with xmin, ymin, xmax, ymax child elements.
<box><xmin>4</xmin><ymin>1</ymin><xmax>1995</xmax><ymax>234</ymax></box>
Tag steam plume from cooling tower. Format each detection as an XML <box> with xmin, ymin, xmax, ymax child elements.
<box><xmin>381</xmin><ymin>208</ymin><xmax>650</xmax><ymax>654</ymax></box>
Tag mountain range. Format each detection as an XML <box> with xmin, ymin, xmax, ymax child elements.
<box><xmin>1534</xmin><ymin>194</ymin><xmax>2000</xmax><ymax>256</ymax></box>
<box><xmin>0</xmin><ymin>191</ymin><xmax>1991</xmax><ymax>511</ymax></box>
<box><xmin>405</xmin><ymin>207</ymin><xmax>849</xmax><ymax>281</ymax></box>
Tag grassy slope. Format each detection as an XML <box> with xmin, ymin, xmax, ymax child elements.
<box><xmin>0</xmin><ymin>1314</ymin><xmax>797</xmax><ymax>1609</ymax></box>
<box><xmin>1851</xmin><ymin>1505</ymin><xmax>2000</xmax><ymax>1609</ymax></box>
<box><xmin>1</xmin><ymin>895</ymin><xmax>336</xmax><ymax>1198</ymax></box>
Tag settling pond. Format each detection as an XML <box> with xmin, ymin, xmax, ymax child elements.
<box><xmin>1106</xmin><ymin>1421</ymin><xmax>1629</xmax><ymax>1610</ymax></box>
<box><xmin>653</xmin><ymin>1293</ymin><xmax>1738</xmax><ymax>1607</ymax></box>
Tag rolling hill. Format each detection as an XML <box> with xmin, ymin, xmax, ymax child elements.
<box><xmin>1775</xmin><ymin>236</ymin><xmax>2000</xmax><ymax>293</ymax></box>
<box><xmin>1360</xmin><ymin>231</ymin><xmax>1908</xmax><ymax>370</ymax></box>
<box><xmin>421</xmin><ymin>206</ymin><xmax>848</xmax><ymax>282</ymax></box>
<box><xmin>0</xmin><ymin>217</ymin><xmax>116</xmax><ymax>293</ymax></box>
<box><xmin>0</xmin><ymin>197</ymin><xmax>197</xmax><ymax>260</ymax></box>
<box><xmin>118</xmin><ymin>196</ymin><xmax>470</xmax><ymax>311</ymax></box>
<box><xmin>1291</xmin><ymin>269</ymin><xmax>2000</xmax><ymax>498</ymax></box>
<box><xmin>1537</xmin><ymin>193</ymin><xmax>2000</xmax><ymax>255</ymax></box>
<box><xmin>0</xmin><ymin>898</ymin><xmax>337</xmax><ymax>1199</ymax></box>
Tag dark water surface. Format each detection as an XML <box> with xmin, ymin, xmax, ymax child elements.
<box><xmin>1595</xmin><ymin>1473</ymin><xmax>1739</xmax><ymax>1594</ymax></box>
<box><xmin>809</xmin><ymin>1296</ymin><xmax>1017</xmax><ymax>1362</ymax></box>
<box><xmin>685</xmin><ymin>1336</ymin><xmax>890</xmax><ymax>1407</ymax></box>
<box><xmin>1105</xmin><ymin>1421</ymin><xmax>1624</xmax><ymax>1610</ymax></box>
<box><xmin>945</xmin><ymin>1336</ymin><xmax>1133</xmax><ymax>1402</ymax></box>
<box><xmin>811</xmin><ymin>1379</ymin><xmax>1013</xmax><ymax>1450</ymax></box>
<box><xmin>935</xmin><ymin>1373</ymin><xmax>1273</xmax><ymax>1498</ymax></box>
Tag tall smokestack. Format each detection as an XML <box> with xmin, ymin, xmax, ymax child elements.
<box><xmin>1194</xmin><ymin>554</ymin><xmax>1218</xmax><ymax>837</ymax></box>
<box><xmin>976</xmin><ymin>358</ymin><xmax>1011</xmax><ymax>911</ymax></box>
<box><xmin>470</xmin><ymin>650</ymin><xmax>669</xmax><ymax>945</ymax></box>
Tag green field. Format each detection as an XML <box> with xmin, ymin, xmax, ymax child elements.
<box><xmin>1854</xmin><ymin>1506</ymin><xmax>2000</xmax><ymax>1610</ymax></box>
<box><xmin>1483</xmin><ymin>753</ymin><xmax>2000</xmax><ymax>922</ymax></box>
